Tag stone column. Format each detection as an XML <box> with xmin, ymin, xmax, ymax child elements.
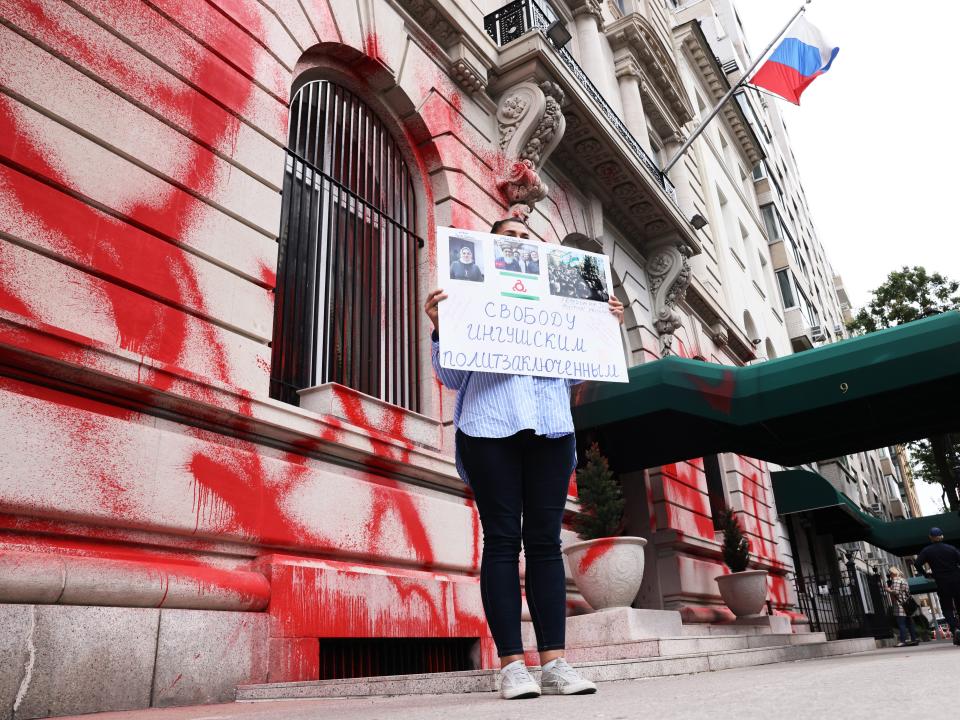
<box><xmin>615</xmin><ymin>61</ymin><xmax>652</xmax><ymax>155</ymax></box>
<box><xmin>571</xmin><ymin>2</ymin><xmax>612</xmax><ymax>96</ymax></box>
<box><xmin>663</xmin><ymin>131</ymin><xmax>695</xmax><ymax>215</ymax></box>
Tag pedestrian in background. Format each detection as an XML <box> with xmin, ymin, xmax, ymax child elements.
<box><xmin>886</xmin><ymin>567</ymin><xmax>919</xmax><ymax>646</ymax></box>
<box><xmin>914</xmin><ymin>526</ymin><xmax>960</xmax><ymax>646</ymax></box>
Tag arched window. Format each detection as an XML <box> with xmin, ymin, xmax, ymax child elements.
<box><xmin>271</xmin><ymin>80</ymin><xmax>423</xmax><ymax>411</ymax></box>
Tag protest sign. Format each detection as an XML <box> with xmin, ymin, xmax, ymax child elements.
<box><xmin>436</xmin><ymin>226</ymin><xmax>628</xmax><ymax>383</ymax></box>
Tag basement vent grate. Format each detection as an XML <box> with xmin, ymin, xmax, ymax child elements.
<box><xmin>318</xmin><ymin>638</ymin><xmax>478</xmax><ymax>679</ymax></box>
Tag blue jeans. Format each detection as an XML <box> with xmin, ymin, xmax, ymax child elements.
<box><xmin>896</xmin><ymin>615</ymin><xmax>917</xmax><ymax>643</ymax></box>
<box><xmin>457</xmin><ymin>429</ymin><xmax>575</xmax><ymax>657</ymax></box>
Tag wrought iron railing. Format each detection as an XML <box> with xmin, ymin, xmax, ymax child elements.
<box><xmin>793</xmin><ymin>569</ymin><xmax>894</xmax><ymax>641</ymax></box>
<box><xmin>484</xmin><ymin>0</ymin><xmax>678</xmax><ymax>205</ymax></box>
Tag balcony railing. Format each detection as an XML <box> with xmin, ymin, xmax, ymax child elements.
<box><xmin>484</xmin><ymin>0</ymin><xmax>677</xmax><ymax>205</ymax></box>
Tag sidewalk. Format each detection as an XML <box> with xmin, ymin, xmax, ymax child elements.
<box><xmin>61</xmin><ymin>641</ymin><xmax>958</xmax><ymax>720</ymax></box>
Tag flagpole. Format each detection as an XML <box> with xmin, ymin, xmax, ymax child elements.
<box><xmin>662</xmin><ymin>0</ymin><xmax>812</xmax><ymax>175</ymax></box>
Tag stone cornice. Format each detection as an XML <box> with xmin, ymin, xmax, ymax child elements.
<box><xmin>674</xmin><ymin>20</ymin><xmax>764</xmax><ymax>167</ymax></box>
<box><xmin>393</xmin><ymin>0</ymin><xmax>494</xmax><ymax>96</ymax></box>
<box><xmin>605</xmin><ymin>14</ymin><xmax>694</xmax><ymax>128</ymax></box>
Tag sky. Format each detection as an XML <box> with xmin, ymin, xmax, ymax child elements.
<box><xmin>733</xmin><ymin>0</ymin><xmax>959</xmax><ymax>516</ymax></box>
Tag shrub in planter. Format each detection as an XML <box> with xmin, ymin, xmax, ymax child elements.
<box><xmin>562</xmin><ymin>443</ymin><xmax>646</xmax><ymax>610</ymax></box>
<box><xmin>714</xmin><ymin>508</ymin><xmax>769</xmax><ymax>617</ymax></box>
<box><xmin>573</xmin><ymin>443</ymin><xmax>625</xmax><ymax>541</ymax></box>
<box><xmin>717</xmin><ymin>508</ymin><xmax>750</xmax><ymax>572</ymax></box>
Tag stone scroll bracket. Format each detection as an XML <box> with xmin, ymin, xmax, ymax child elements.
<box><xmin>495</xmin><ymin>81</ymin><xmax>567</xmax><ymax>219</ymax></box>
<box><xmin>646</xmin><ymin>241</ymin><xmax>692</xmax><ymax>357</ymax></box>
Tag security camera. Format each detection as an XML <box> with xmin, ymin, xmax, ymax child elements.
<box><xmin>750</xmin><ymin>338</ymin><xmax>762</xmax><ymax>346</ymax></box>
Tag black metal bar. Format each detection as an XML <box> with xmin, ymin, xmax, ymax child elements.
<box><xmin>271</xmin><ymin>79</ymin><xmax>422</xmax><ymax>411</ymax></box>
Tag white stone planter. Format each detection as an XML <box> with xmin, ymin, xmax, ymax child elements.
<box><xmin>715</xmin><ymin>569</ymin><xmax>769</xmax><ymax>617</ymax></box>
<box><xmin>563</xmin><ymin>537</ymin><xmax>647</xmax><ymax>611</ymax></box>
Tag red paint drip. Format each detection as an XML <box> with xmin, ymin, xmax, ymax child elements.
<box><xmin>686</xmin><ymin>370</ymin><xmax>736</xmax><ymax>414</ymax></box>
<box><xmin>577</xmin><ymin>538</ymin><xmax>614</xmax><ymax>574</ymax></box>
<box><xmin>367</xmin><ymin>478</ymin><xmax>435</xmax><ymax>566</ymax></box>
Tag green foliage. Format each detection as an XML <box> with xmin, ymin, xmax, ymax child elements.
<box><xmin>717</xmin><ymin>509</ymin><xmax>751</xmax><ymax>572</ymax></box>
<box><xmin>574</xmin><ymin>443</ymin><xmax>625</xmax><ymax>541</ymax></box>
<box><xmin>847</xmin><ymin>266</ymin><xmax>960</xmax><ymax>512</ymax></box>
<box><xmin>847</xmin><ymin>266</ymin><xmax>959</xmax><ymax>335</ymax></box>
<box><xmin>908</xmin><ymin>434</ymin><xmax>960</xmax><ymax>512</ymax></box>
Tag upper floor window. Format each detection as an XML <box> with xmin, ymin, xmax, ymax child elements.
<box><xmin>271</xmin><ymin>80</ymin><xmax>423</xmax><ymax>411</ymax></box>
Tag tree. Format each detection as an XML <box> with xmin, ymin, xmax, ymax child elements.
<box><xmin>909</xmin><ymin>434</ymin><xmax>960</xmax><ymax>512</ymax></box>
<box><xmin>847</xmin><ymin>266</ymin><xmax>959</xmax><ymax>334</ymax></box>
<box><xmin>717</xmin><ymin>509</ymin><xmax>750</xmax><ymax>572</ymax></box>
<box><xmin>573</xmin><ymin>443</ymin><xmax>625</xmax><ymax>540</ymax></box>
<box><xmin>848</xmin><ymin>266</ymin><xmax>960</xmax><ymax>511</ymax></box>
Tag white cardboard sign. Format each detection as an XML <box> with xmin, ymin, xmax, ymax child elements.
<box><xmin>435</xmin><ymin>226</ymin><xmax>628</xmax><ymax>383</ymax></box>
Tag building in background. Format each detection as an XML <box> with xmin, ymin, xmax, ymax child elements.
<box><xmin>681</xmin><ymin>0</ymin><xmax>928</xmax><ymax>638</ymax></box>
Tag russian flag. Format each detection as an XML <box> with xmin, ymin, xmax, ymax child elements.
<box><xmin>749</xmin><ymin>16</ymin><xmax>838</xmax><ymax>104</ymax></box>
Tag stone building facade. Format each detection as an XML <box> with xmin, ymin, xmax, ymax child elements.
<box><xmin>0</xmin><ymin>0</ymin><xmax>811</xmax><ymax>715</ymax></box>
<box><xmin>687</xmin><ymin>0</ymin><xmax>921</xmax><ymax>613</ymax></box>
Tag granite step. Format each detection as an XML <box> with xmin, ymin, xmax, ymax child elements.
<box><xmin>236</xmin><ymin>637</ymin><xmax>876</xmax><ymax>701</ymax></box>
<box><xmin>564</xmin><ymin>631</ymin><xmax>828</xmax><ymax>663</ymax></box>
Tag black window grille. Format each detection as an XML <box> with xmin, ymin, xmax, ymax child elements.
<box><xmin>271</xmin><ymin>80</ymin><xmax>423</xmax><ymax>411</ymax></box>
<box><xmin>319</xmin><ymin>638</ymin><xmax>477</xmax><ymax>679</ymax></box>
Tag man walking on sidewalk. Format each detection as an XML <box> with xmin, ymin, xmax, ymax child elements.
<box><xmin>914</xmin><ymin>526</ymin><xmax>960</xmax><ymax>645</ymax></box>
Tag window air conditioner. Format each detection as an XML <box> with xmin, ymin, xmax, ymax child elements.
<box><xmin>810</xmin><ymin>325</ymin><xmax>825</xmax><ymax>342</ymax></box>
<box><xmin>868</xmin><ymin>503</ymin><xmax>883</xmax><ymax>515</ymax></box>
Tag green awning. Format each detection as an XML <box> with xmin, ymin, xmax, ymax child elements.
<box><xmin>771</xmin><ymin>470</ymin><xmax>960</xmax><ymax>556</ymax></box>
<box><xmin>771</xmin><ymin>470</ymin><xmax>879</xmax><ymax>543</ymax></box>
<box><xmin>869</xmin><ymin>511</ymin><xmax>960</xmax><ymax>556</ymax></box>
<box><xmin>573</xmin><ymin>312</ymin><xmax>960</xmax><ymax>470</ymax></box>
<box><xmin>908</xmin><ymin>576</ymin><xmax>938</xmax><ymax>594</ymax></box>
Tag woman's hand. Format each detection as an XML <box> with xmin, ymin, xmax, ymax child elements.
<box><xmin>608</xmin><ymin>296</ymin><xmax>625</xmax><ymax>325</ymax></box>
<box><xmin>424</xmin><ymin>288</ymin><xmax>447</xmax><ymax>331</ymax></box>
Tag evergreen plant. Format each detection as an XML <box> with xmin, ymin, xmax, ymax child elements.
<box><xmin>573</xmin><ymin>443</ymin><xmax>625</xmax><ymax>540</ymax></box>
<box><xmin>717</xmin><ymin>508</ymin><xmax>750</xmax><ymax>572</ymax></box>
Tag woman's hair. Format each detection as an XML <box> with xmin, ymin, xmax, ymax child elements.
<box><xmin>490</xmin><ymin>217</ymin><xmax>528</xmax><ymax>234</ymax></box>
<box><xmin>889</xmin><ymin>566</ymin><xmax>903</xmax><ymax>577</ymax></box>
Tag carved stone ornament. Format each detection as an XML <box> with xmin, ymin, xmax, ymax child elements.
<box><xmin>571</xmin><ymin>0</ymin><xmax>604</xmax><ymax>23</ymax></box>
<box><xmin>496</xmin><ymin>81</ymin><xmax>566</xmax><ymax>217</ymax></box>
<box><xmin>646</xmin><ymin>243</ymin><xmax>692</xmax><ymax>356</ymax></box>
<box><xmin>451</xmin><ymin>58</ymin><xmax>485</xmax><ymax>94</ymax></box>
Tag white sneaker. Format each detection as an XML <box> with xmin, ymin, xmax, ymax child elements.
<box><xmin>540</xmin><ymin>658</ymin><xmax>597</xmax><ymax>695</ymax></box>
<box><xmin>499</xmin><ymin>660</ymin><xmax>541</xmax><ymax>700</ymax></box>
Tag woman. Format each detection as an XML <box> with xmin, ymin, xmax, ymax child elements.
<box><xmin>886</xmin><ymin>566</ymin><xmax>919</xmax><ymax>647</ymax></box>
<box><xmin>425</xmin><ymin>217</ymin><xmax>625</xmax><ymax>699</ymax></box>
<box><xmin>450</xmin><ymin>245</ymin><xmax>484</xmax><ymax>282</ymax></box>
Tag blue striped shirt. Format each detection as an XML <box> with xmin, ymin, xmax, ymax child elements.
<box><xmin>431</xmin><ymin>337</ymin><xmax>578</xmax><ymax>483</ymax></box>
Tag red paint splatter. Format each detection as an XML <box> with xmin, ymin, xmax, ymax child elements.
<box><xmin>686</xmin><ymin>370</ymin><xmax>736</xmax><ymax>414</ymax></box>
<box><xmin>363</xmin><ymin>32</ymin><xmax>384</xmax><ymax>62</ymax></box>
<box><xmin>186</xmin><ymin>447</ymin><xmax>322</xmax><ymax>548</ymax></box>
<box><xmin>367</xmin><ymin>478</ymin><xmax>435</xmax><ymax>566</ymax></box>
<box><xmin>0</xmin><ymin>0</ymin><xmax>269</xmax><ymax>399</ymax></box>
<box><xmin>659</xmin><ymin>461</ymin><xmax>715</xmax><ymax>539</ymax></box>
<box><xmin>465</xmin><ymin>495</ymin><xmax>480</xmax><ymax>572</ymax></box>
<box><xmin>577</xmin><ymin>538</ymin><xmax>614</xmax><ymax>574</ymax></box>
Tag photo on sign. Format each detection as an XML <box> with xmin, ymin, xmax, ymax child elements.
<box><xmin>494</xmin><ymin>238</ymin><xmax>541</xmax><ymax>276</ymax></box>
<box><xmin>448</xmin><ymin>237</ymin><xmax>484</xmax><ymax>283</ymax></box>
<box><xmin>546</xmin><ymin>248</ymin><xmax>610</xmax><ymax>301</ymax></box>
